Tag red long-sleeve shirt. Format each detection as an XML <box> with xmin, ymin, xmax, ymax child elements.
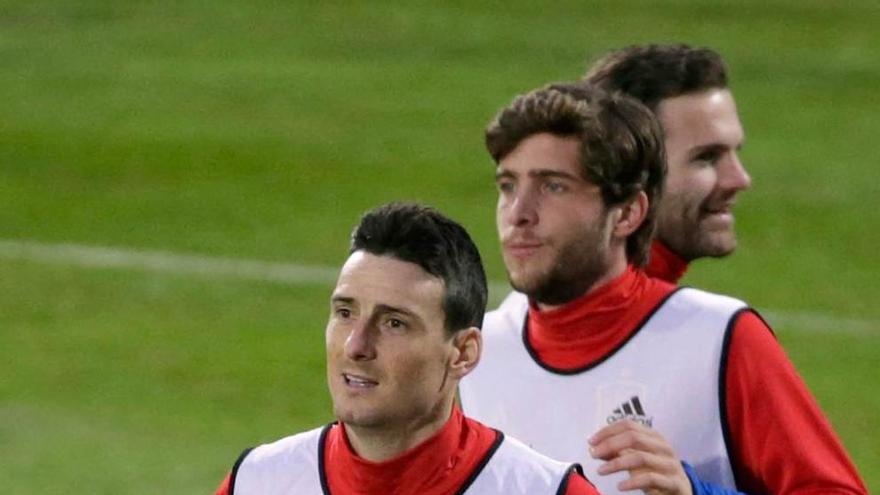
<box><xmin>215</xmin><ymin>406</ymin><xmax>598</xmax><ymax>495</ymax></box>
<box><xmin>526</xmin><ymin>265</ymin><xmax>866</xmax><ymax>494</ymax></box>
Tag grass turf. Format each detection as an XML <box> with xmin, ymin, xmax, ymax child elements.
<box><xmin>1</xmin><ymin>1</ymin><xmax>877</xmax><ymax>492</ymax></box>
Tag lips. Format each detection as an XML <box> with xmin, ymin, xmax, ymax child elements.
<box><xmin>703</xmin><ymin>202</ymin><xmax>733</xmax><ymax>214</ymax></box>
<box><xmin>702</xmin><ymin>207</ymin><xmax>732</xmax><ymax>217</ymax></box>
<box><xmin>700</xmin><ymin>195</ymin><xmax>737</xmax><ymax>217</ymax></box>
<box><xmin>343</xmin><ymin>373</ymin><xmax>378</xmax><ymax>388</ymax></box>
<box><xmin>701</xmin><ymin>192</ymin><xmax>737</xmax><ymax>213</ymax></box>
<box><xmin>502</xmin><ymin>240</ymin><xmax>543</xmax><ymax>258</ymax></box>
<box><xmin>699</xmin><ymin>203</ymin><xmax>735</xmax><ymax>228</ymax></box>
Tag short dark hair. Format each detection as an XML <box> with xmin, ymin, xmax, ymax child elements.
<box><xmin>584</xmin><ymin>43</ymin><xmax>728</xmax><ymax>111</ymax></box>
<box><xmin>350</xmin><ymin>202</ymin><xmax>488</xmax><ymax>333</ymax></box>
<box><xmin>485</xmin><ymin>83</ymin><xmax>666</xmax><ymax>266</ymax></box>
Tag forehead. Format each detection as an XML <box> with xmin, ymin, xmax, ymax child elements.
<box><xmin>656</xmin><ymin>88</ymin><xmax>744</xmax><ymax>148</ymax></box>
<box><xmin>333</xmin><ymin>251</ymin><xmax>445</xmax><ymax>313</ymax></box>
<box><xmin>498</xmin><ymin>133</ymin><xmax>583</xmax><ymax>176</ymax></box>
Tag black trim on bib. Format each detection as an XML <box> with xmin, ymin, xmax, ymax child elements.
<box><xmin>453</xmin><ymin>429</ymin><xmax>505</xmax><ymax>495</ymax></box>
<box><xmin>749</xmin><ymin>308</ymin><xmax>775</xmax><ymax>338</ymax></box>
<box><xmin>556</xmin><ymin>463</ymin><xmax>586</xmax><ymax>495</ymax></box>
<box><xmin>522</xmin><ymin>286</ymin><xmax>686</xmax><ymax>375</ymax></box>
<box><xmin>228</xmin><ymin>447</ymin><xmax>254</xmax><ymax>495</ymax></box>
<box><xmin>317</xmin><ymin>423</ymin><xmax>335</xmax><ymax>495</ymax></box>
<box><xmin>719</xmin><ymin>307</ymin><xmax>751</xmax><ymax>491</ymax></box>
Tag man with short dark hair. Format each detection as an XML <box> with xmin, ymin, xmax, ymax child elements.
<box><xmin>585</xmin><ymin>44</ymin><xmax>751</xmax><ymax>282</ymax></box>
<box><xmin>460</xmin><ymin>84</ymin><xmax>866</xmax><ymax>494</ymax></box>
<box><xmin>215</xmin><ymin>203</ymin><xmax>600</xmax><ymax>495</ymax></box>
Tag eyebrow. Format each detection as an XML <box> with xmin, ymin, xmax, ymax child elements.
<box><xmin>374</xmin><ymin>304</ymin><xmax>419</xmax><ymax>320</ymax></box>
<box><xmin>495</xmin><ymin>168</ymin><xmax>582</xmax><ymax>181</ymax></box>
<box><xmin>532</xmin><ymin>170</ymin><xmax>580</xmax><ymax>181</ymax></box>
<box><xmin>331</xmin><ymin>296</ymin><xmax>422</xmax><ymax>322</ymax></box>
<box><xmin>331</xmin><ymin>295</ymin><xmax>355</xmax><ymax>305</ymax></box>
<box><xmin>690</xmin><ymin>140</ymin><xmax>744</xmax><ymax>157</ymax></box>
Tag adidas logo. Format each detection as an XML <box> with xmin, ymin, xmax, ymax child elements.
<box><xmin>606</xmin><ymin>395</ymin><xmax>653</xmax><ymax>427</ymax></box>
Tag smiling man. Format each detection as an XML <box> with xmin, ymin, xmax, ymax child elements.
<box><xmin>215</xmin><ymin>203</ymin><xmax>599</xmax><ymax>495</ymax></box>
<box><xmin>585</xmin><ymin>44</ymin><xmax>752</xmax><ymax>282</ymax></box>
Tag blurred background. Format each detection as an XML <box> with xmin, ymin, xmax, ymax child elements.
<box><xmin>1</xmin><ymin>1</ymin><xmax>877</xmax><ymax>492</ymax></box>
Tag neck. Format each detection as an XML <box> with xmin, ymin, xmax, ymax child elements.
<box><xmin>343</xmin><ymin>396</ymin><xmax>455</xmax><ymax>462</ymax></box>
<box><xmin>645</xmin><ymin>240</ymin><xmax>689</xmax><ymax>283</ymax></box>
<box><xmin>535</xmin><ymin>254</ymin><xmax>629</xmax><ymax>312</ymax></box>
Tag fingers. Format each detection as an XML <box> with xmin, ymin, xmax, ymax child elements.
<box><xmin>589</xmin><ymin>418</ymin><xmax>654</xmax><ymax>447</ymax></box>
<box><xmin>598</xmin><ymin>450</ymin><xmax>691</xmax><ymax>494</ymax></box>
<box><xmin>596</xmin><ymin>449</ymin><xmax>678</xmax><ymax>476</ymax></box>
<box><xmin>588</xmin><ymin>420</ymin><xmax>692</xmax><ymax>495</ymax></box>
<box><xmin>589</xmin><ymin>420</ymin><xmax>674</xmax><ymax>460</ymax></box>
<box><xmin>617</xmin><ymin>471</ymin><xmax>683</xmax><ymax>493</ymax></box>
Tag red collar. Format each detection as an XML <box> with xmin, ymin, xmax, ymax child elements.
<box><xmin>324</xmin><ymin>407</ymin><xmax>499</xmax><ymax>495</ymax></box>
<box><xmin>645</xmin><ymin>241</ymin><xmax>689</xmax><ymax>283</ymax></box>
<box><xmin>527</xmin><ymin>266</ymin><xmax>675</xmax><ymax>371</ymax></box>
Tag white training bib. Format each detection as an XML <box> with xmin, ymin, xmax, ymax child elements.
<box><xmin>460</xmin><ymin>287</ymin><xmax>746</xmax><ymax>494</ymax></box>
<box><xmin>231</xmin><ymin>426</ymin><xmax>327</xmax><ymax>495</ymax></box>
<box><xmin>230</xmin><ymin>425</ymin><xmax>579</xmax><ymax>494</ymax></box>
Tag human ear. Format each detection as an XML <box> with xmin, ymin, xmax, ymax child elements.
<box><xmin>449</xmin><ymin>328</ymin><xmax>482</xmax><ymax>379</ymax></box>
<box><xmin>612</xmin><ymin>190</ymin><xmax>648</xmax><ymax>237</ymax></box>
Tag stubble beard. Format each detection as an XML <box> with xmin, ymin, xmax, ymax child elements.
<box><xmin>507</xmin><ymin>217</ymin><xmax>612</xmax><ymax>306</ymax></box>
<box><xmin>658</xmin><ymin>198</ymin><xmax>738</xmax><ymax>261</ymax></box>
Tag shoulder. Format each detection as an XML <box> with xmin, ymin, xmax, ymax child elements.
<box><xmin>725</xmin><ymin>309</ymin><xmax>787</xmax><ymax>373</ymax></box>
<box><xmin>237</xmin><ymin>425</ymin><xmax>329</xmax><ymax>473</ymax></box>
<box><xmin>475</xmin><ymin>433</ymin><xmax>580</xmax><ymax>491</ymax></box>
<box><xmin>231</xmin><ymin>425</ymin><xmax>330</xmax><ymax>493</ymax></box>
<box><xmin>666</xmin><ymin>287</ymin><xmax>748</xmax><ymax>315</ymax></box>
<box><xmin>643</xmin><ymin>287</ymin><xmax>750</xmax><ymax>343</ymax></box>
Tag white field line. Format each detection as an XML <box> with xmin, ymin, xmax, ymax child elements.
<box><xmin>0</xmin><ymin>239</ymin><xmax>340</xmax><ymax>286</ymax></box>
<box><xmin>0</xmin><ymin>239</ymin><xmax>875</xmax><ymax>335</ymax></box>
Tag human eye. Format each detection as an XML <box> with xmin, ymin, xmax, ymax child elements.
<box><xmin>693</xmin><ymin>149</ymin><xmax>722</xmax><ymax>166</ymax></box>
<box><xmin>542</xmin><ymin>179</ymin><xmax>567</xmax><ymax>194</ymax></box>
<box><xmin>383</xmin><ymin>315</ymin><xmax>409</xmax><ymax>332</ymax></box>
<box><xmin>496</xmin><ymin>178</ymin><xmax>515</xmax><ymax>194</ymax></box>
<box><xmin>332</xmin><ymin>304</ymin><xmax>353</xmax><ymax>320</ymax></box>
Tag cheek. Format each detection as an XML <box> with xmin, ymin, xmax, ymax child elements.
<box><xmin>325</xmin><ymin>325</ymin><xmax>346</xmax><ymax>359</ymax></box>
<box><xmin>496</xmin><ymin>196</ymin><xmax>512</xmax><ymax>230</ymax></box>
<box><xmin>559</xmin><ymin>206</ymin><xmax>598</xmax><ymax>237</ymax></box>
<box><xmin>661</xmin><ymin>189</ymin><xmax>700</xmax><ymax>220</ymax></box>
<box><xmin>667</xmin><ymin>169</ymin><xmax>715</xmax><ymax>205</ymax></box>
<box><xmin>664</xmin><ymin>163</ymin><xmax>693</xmax><ymax>193</ymax></box>
<box><xmin>397</xmin><ymin>353</ymin><xmax>432</xmax><ymax>379</ymax></box>
<box><xmin>678</xmin><ymin>164</ymin><xmax>716</xmax><ymax>189</ymax></box>
<box><xmin>394</xmin><ymin>348</ymin><xmax>448</xmax><ymax>392</ymax></box>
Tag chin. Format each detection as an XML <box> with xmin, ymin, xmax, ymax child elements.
<box><xmin>696</xmin><ymin>233</ymin><xmax>738</xmax><ymax>258</ymax></box>
<box><xmin>334</xmin><ymin>407</ymin><xmax>385</xmax><ymax>428</ymax></box>
<box><xmin>509</xmin><ymin>277</ymin><xmax>543</xmax><ymax>298</ymax></box>
<box><xmin>507</xmin><ymin>267</ymin><xmax>550</xmax><ymax>293</ymax></box>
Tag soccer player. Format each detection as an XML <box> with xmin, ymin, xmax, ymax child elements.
<box><xmin>585</xmin><ymin>44</ymin><xmax>751</xmax><ymax>282</ymax></box>
<box><xmin>214</xmin><ymin>203</ymin><xmax>600</xmax><ymax>495</ymax></box>
<box><xmin>458</xmin><ymin>85</ymin><xmax>867</xmax><ymax>494</ymax></box>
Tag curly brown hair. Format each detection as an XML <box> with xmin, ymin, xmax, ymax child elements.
<box><xmin>485</xmin><ymin>83</ymin><xmax>666</xmax><ymax>266</ymax></box>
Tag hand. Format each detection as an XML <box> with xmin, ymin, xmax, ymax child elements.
<box><xmin>589</xmin><ymin>419</ymin><xmax>692</xmax><ymax>495</ymax></box>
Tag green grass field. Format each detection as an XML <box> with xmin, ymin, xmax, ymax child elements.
<box><xmin>2</xmin><ymin>1</ymin><xmax>878</xmax><ymax>492</ymax></box>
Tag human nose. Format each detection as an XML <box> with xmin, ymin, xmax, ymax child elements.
<box><xmin>719</xmin><ymin>153</ymin><xmax>752</xmax><ymax>193</ymax></box>
<box><xmin>344</xmin><ymin>319</ymin><xmax>376</xmax><ymax>361</ymax></box>
<box><xmin>501</xmin><ymin>187</ymin><xmax>539</xmax><ymax>228</ymax></box>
